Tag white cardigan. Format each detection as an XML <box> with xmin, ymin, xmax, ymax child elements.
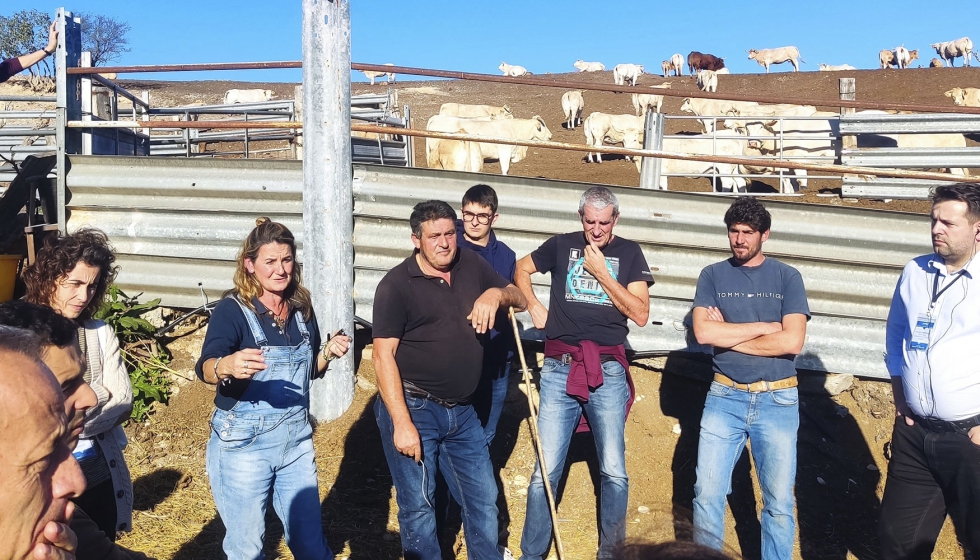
<box><xmin>78</xmin><ymin>319</ymin><xmax>134</xmax><ymax>533</ymax></box>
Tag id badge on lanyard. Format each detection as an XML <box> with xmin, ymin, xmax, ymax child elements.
<box><xmin>910</xmin><ymin>269</ymin><xmax>964</xmax><ymax>351</ymax></box>
<box><xmin>909</xmin><ymin>312</ymin><xmax>934</xmax><ymax>351</ymax></box>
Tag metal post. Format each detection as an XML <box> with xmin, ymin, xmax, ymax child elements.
<box><xmin>638</xmin><ymin>111</ymin><xmax>664</xmax><ymax>189</ymax></box>
<box><xmin>111</xmin><ymin>89</ymin><xmax>119</xmax><ymax>155</ymax></box>
<box><xmin>80</xmin><ymin>52</ymin><xmax>92</xmax><ymax>156</ymax></box>
<box><xmin>290</xmin><ymin>93</ymin><xmax>298</xmax><ymax>160</ymax></box>
<box><xmin>302</xmin><ymin>0</ymin><xmax>354</xmax><ymax>421</ymax></box>
<box><xmin>55</xmin><ymin>8</ymin><xmax>82</xmax><ymax>231</ymax></box>
<box><xmin>840</xmin><ymin>78</ymin><xmax>856</xmax><ymax>150</ymax></box>
<box><xmin>141</xmin><ymin>91</ymin><xmax>150</xmax><ymax>155</ymax></box>
<box><xmin>404</xmin><ymin>105</ymin><xmax>414</xmax><ymax>167</ymax></box>
<box><xmin>243</xmin><ymin>112</ymin><xmax>250</xmax><ymax>158</ymax></box>
<box><xmin>293</xmin><ymin>84</ymin><xmax>304</xmax><ymax>160</ymax></box>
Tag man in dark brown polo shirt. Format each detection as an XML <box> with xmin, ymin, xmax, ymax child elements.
<box><xmin>372</xmin><ymin>199</ymin><xmax>526</xmax><ymax>560</ymax></box>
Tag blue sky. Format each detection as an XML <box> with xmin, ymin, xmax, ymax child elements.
<box><xmin>11</xmin><ymin>1</ymin><xmax>978</xmax><ymax>82</ymax></box>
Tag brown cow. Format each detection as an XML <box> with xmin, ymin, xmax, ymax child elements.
<box><xmin>687</xmin><ymin>51</ymin><xmax>726</xmax><ymax>73</ymax></box>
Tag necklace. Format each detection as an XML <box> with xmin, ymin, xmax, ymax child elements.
<box><xmin>263</xmin><ymin>299</ymin><xmax>289</xmax><ymax>332</ymax></box>
<box><xmin>270</xmin><ymin>311</ymin><xmax>287</xmax><ymax>331</ymax></box>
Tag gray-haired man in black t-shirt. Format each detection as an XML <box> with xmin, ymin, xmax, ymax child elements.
<box><xmin>690</xmin><ymin>197</ymin><xmax>810</xmax><ymax>560</ymax></box>
<box><xmin>372</xmin><ymin>199</ymin><xmax>526</xmax><ymax>560</ymax></box>
<box><xmin>515</xmin><ymin>186</ymin><xmax>654</xmax><ymax>560</ymax></box>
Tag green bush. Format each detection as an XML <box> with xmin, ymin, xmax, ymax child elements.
<box><xmin>94</xmin><ymin>286</ymin><xmax>172</xmax><ymax>423</ymax></box>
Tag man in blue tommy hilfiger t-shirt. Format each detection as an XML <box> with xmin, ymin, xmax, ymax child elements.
<box><xmin>690</xmin><ymin>196</ymin><xmax>810</xmax><ymax>560</ymax></box>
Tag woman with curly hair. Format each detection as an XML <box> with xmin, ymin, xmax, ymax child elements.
<box><xmin>195</xmin><ymin>217</ymin><xmax>351</xmax><ymax>559</ymax></box>
<box><xmin>22</xmin><ymin>227</ymin><xmax>134</xmax><ymax>541</ymax></box>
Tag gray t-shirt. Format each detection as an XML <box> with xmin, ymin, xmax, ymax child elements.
<box><xmin>693</xmin><ymin>257</ymin><xmax>810</xmax><ymax>383</ymax></box>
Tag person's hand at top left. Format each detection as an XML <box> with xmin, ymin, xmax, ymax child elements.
<box><xmin>46</xmin><ymin>21</ymin><xmax>58</xmax><ymax>53</ymax></box>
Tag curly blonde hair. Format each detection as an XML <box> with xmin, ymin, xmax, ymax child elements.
<box><xmin>230</xmin><ymin>217</ymin><xmax>313</xmax><ymax>318</ymax></box>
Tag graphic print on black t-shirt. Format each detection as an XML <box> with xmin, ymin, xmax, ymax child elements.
<box><xmin>565</xmin><ymin>248</ymin><xmax>619</xmax><ymax>307</ymax></box>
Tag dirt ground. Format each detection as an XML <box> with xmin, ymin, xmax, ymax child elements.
<box><xmin>38</xmin><ymin>68</ymin><xmax>975</xmax><ymax>558</ymax></box>
<box><xmin>117</xmin><ymin>319</ymin><xmax>965</xmax><ymax>560</ymax></box>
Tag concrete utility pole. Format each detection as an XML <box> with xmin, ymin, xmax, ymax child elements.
<box><xmin>55</xmin><ymin>8</ymin><xmax>82</xmax><ymax>231</ymax></box>
<box><xmin>302</xmin><ymin>0</ymin><xmax>354</xmax><ymax>421</ymax></box>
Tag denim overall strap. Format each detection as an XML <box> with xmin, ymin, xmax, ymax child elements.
<box><xmin>231</xmin><ymin>296</ymin><xmax>268</xmax><ymax>346</ymax></box>
<box><xmin>217</xmin><ymin>297</ymin><xmax>313</xmax><ymax>418</ymax></box>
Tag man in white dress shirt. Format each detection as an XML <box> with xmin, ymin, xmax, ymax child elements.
<box><xmin>879</xmin><ymin>183</ymin><xmax>980</xmax><ymax>560</ymax></box>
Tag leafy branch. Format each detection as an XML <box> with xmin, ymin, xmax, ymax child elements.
<box><xmin>94</xmin><ymin>285</ymin><xmax>172</xmax><ymax>423</ymax></box>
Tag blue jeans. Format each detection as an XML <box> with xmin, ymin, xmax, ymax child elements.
<box><xmin>474</xmin><ymin>361</ymin><xmax>511</xmax><ymax>445</ymax></box>
<box><xmin>693</xmin><ymin>381</ymin><xmax>799</xmax><ymax>560</ymax></box>
<box><xmin>520</xmin><ymin>357</ymin><xmax>630</xmax><ymax>560</ymax></box>
<box><xmin>375</xmin><ymin>395</ymin><xmax>500</xmax><ymax>560</ymax></box>
<box><xmin>207</xmin><ymin>410</ymin><xmax>330</xmax><ymax>560</ymax></box>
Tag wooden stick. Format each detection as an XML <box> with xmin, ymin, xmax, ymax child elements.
<box><xmin>509</xmin><ymin>307</ymin><xmax>565</xmax><ymax>560</ymax></box>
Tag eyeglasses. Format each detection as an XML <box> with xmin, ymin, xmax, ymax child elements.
<box><xmin>461</xmin><ymin>211</ymin><xmax>493</xmax><ymax>225</ymax></box>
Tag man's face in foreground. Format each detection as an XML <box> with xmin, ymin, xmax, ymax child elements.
<box><xmin>0</xmin><ymin>351</ymin><xmax>86</xmax><ymax>560</ymax></box>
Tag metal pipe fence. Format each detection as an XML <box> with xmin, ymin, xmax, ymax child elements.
<box><xmin>57</xmin><ymin>57</ymin><xmax>980</xmax><ymax>189</ymax></box>
<box><xmin>0</xmin><ymin>95</ymin><xmax>57</xmax><ymax>183</ymax></box>
<box><xmin>659</xmin><ymin>114</ymin><xmax>843</xmax><ymax>192</ymax></box>
<box><xmin>840</xmin><ymin>112</ymin><xmax>980</xmax><ymax>198</ymax></box>
<box><xmin>70</xmin><ymin>60</ymin><xmax>980</xmax><ymax>115</ymax></box>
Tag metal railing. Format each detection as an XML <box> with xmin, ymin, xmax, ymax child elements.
<box><xmin>64</xmin><ymin>155</ymin><xmax>932</xmax><ymax>379</ymax></box>
<box><xmin>56</xmin><ymin>55</ymin><xmax>980</xmax><ymax>191</ymax></box>
<box><xmin>648</xmin><ymin>114</ymin><xmax>842</xmax><ymax>193</ymax></box>
<box><xmin>840</xmin><ymin>112</ymin><xmax>980</xmax><ymax>199</ymax></box>
<box><xmin>147</xmin><ymin>100</ymin><xmax>297</xmax><ymax>158</ymax></box>
<box><xmin>0</xmin><ymin>99</ymin><xmax>57</xmax><ymax>184</ymax></box>
<box><xmin>79</xmin><ymin>52</ymin><xmax>150</xmax><ymax>157</ymax></box>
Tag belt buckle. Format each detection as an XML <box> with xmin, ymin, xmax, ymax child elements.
<box><xmin>920</xmin><ymin>416</ymin><xmax>954</xmax><ymax>433</ymax></box>
<box><xmin>561</xmin><ymin>353</ymin><xmax>573</xmax><ymax>365</ymax></box>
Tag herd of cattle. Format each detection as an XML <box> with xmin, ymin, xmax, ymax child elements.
<box><xmin>878</xmin><ymin>38</ymin><xmax>975</xmax><ymax>69</ymax></box>
<box><xmin>356</xmin><ymin>37</ymin><xmax>976</xmax><ymax>91</ymax></box>
<box><xmin>491</xmin><ymin>38</ymin><xmax>977</xmax><ymax>85</ymax></box>
<box><xmin>421</xmin><ymin>94</ymin><xmax>830</xmax><ymax>192</ymax></box>
<box><xmin>421</xmin><ymin>49</ymin><xmax>980</xmax><ymax>191</ymax></box>
<box><xmin>216</xmin><ymin>38</ymin><xmax>980</xmax><ymax>192</ymax></box>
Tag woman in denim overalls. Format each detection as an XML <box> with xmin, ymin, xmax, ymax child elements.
<box><xmin>195</xmin><ymin>218</ymin><xmax>351</xmax><ymax>560</ymax></box>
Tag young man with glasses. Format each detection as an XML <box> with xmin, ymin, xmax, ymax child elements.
<box><xmin>457</xmin><ymin>184</ymin><xmax>518</xmax><ymax>445</ymax></box>
<box><xmin>452</xmin><ymin>184</ymin><xmax>518</xmax><ymax>555</ymax></box>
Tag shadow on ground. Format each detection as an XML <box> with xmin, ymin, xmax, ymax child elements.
<box><xmin>657</xmin><ymin>351</ymin><xmax>882</xmax><ymax>560</ymax></box>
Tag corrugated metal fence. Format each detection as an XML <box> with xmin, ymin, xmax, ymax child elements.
<box><xmin>65</xmin><ymin>155</ymin><xmax>932</xmax><ymax>379</ymax></box>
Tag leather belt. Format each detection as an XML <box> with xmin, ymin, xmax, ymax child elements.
<box><xmin>911</xmin><ymin>412</ymin><xmax>980</xmax><ymax>434</ymax></box>
<box><xmin>713</xmin><ymin>372</ymin><xmax>798</xmax><ymax>393</ymax></box>
<box><xmin>402</xmin><ymin>381</ymin><xmax>467</xmax><ymax>409</ymax></box>
<box><xmin>557</xmin><ymin>353</ymin><xmax>618</xmax><ymax>366</ymax></box>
